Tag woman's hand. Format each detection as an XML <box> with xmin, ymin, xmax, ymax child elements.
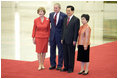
<box><xmin>73</xmin><ymin>41</ymin><xmax>76</xmax><ymax>46</ymax></box>
<box><xmin>33</xmin><ymin>38</ymin><xmax>36</xmax><ymax>44</ymax></box>
<box><xmin>84</xmin><ymin>46</ymin><xmax>88</xmax><ymax>50</ymax></box>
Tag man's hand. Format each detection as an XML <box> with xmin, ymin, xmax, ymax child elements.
<box><xmin>61</xmin><ymin>40</ymin><xmax>63</xmax><ymax>44</ymax></box>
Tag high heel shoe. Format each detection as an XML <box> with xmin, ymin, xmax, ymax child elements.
<box><xmin>83</xmin><ymin>71</ymin><xmax>89</xmax><ymax>75</ymax></box>
<box><xmin>41</xmin><ymin>65</ymin><xmax>45</xmax><ymax>69</ymax></box>
<box><xmin>38</xmin><ymin>66</ymin><xmax>42</xmax><ymax>71</ymax></box>
<box><xmin>78</xmin><ymin>70</ymin><xmax>85</xmax><ymax>74</ymax></box>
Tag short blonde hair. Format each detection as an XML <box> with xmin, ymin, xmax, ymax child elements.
<box><xmin>37</xmin><ymin>7</ymin><xmax>46</xmax><ymax>15</ymax></box>
<box><xmin>54</xmin><ymin>3</ymin><xmax>61</xmax><ymax>8</ymax></box>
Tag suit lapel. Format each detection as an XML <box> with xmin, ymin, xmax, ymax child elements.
<box><xmin>64</xmin><ymin>17</ymin><xmax>68</xmax><ymax>27</ymax></box>
<box><xmin>52</xmin><ymin>12</ymin><xmax>55</xmax><ymax>26</ymax></box>
<box><xmin>52</xmin><ymin>12</ymin><xmax>55</xmax><ymax>22</ymax></box>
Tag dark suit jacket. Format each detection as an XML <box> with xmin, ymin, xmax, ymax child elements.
<box><xmin>61</xmin><ymin>15</ymin><xmax>80</xmax><ymax>44</ymax></box>
<box><xmin>49</xmin><ymin>12</ymin><xmax>67</xmax><ymax>41</ymax></box>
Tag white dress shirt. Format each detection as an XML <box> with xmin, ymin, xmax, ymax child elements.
<box><xmin>53</xmin><ymin>12</ymin><xmax>60</xmax><ymax>25</ymax></box>
<box><xmin>67</xmin><ymin>15</ymin><xmax>73</xmax><ymax>21</ymax></box>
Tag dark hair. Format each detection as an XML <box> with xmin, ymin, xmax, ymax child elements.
<box><xmin>81</xmin><ymin>14</ymin><xmax>90</xmax><ymax>22</ymax></box>
<box><xmin>67</xmin><ymin>5</ymin><xmax>74</xmax><ymax>11</ymax></box>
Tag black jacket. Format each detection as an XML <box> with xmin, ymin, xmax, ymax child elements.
<box><xmin>61</xmin><ymin>15</ymin><xmax>80</xmax><ymax>44</ymax></box>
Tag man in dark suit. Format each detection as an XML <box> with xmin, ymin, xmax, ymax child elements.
<box><xmin>49</xmin><ymin>3</ymin><xmax>67</xmax><ymax>70</ymax></box>
<box><xmin>61</xmin><ymin>5</ymin><xmax>80</xmax><ymax>73</ymax></box>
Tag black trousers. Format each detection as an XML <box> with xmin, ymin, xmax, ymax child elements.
<box><xmin>63</xmin><ymin>41</ymin><xmax>75</xmax><ymax>71</ymax></box>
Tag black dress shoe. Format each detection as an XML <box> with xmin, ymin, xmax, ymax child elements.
<box><xmin>68</xmin><ymin>70</ymin><xmax>73</xmax><ymax>73</ymax></box>
<box><xmin>60</xmin><ymin>68</ymin><xmax>68</xmax><ymax>72</ymax></box>
<box><xmin>83</xmin><ymin>71</ymin><xmax>89</xmax><ymax>75</ymax></box>
<box><xmin>78</xmin><ymin>70</ymin><xmax>85</xmax><ymax>74</ymax></box>
<box><xmin>56</xmin><ymin>67</ymin><xmax>62</xmax><ymax>70</ymax></box>
<box><xmin>49</xmin><ymin>66</ymin><xmax>56</xmax><ymax>70</ymax></box>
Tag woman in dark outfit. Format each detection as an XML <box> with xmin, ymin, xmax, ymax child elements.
<box><xmin>77</xmin><ymin>14</ymin><xmax>91</xmax><ymax>75</ymax></box>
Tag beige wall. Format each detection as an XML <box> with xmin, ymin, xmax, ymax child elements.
<box><xmin>1</xmin><ymin>1</ymin><xmax>117</xmax><ymax>60</ymax></box>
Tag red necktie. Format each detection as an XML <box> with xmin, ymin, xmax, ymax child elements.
<box><xmin>67</xmin><ymin>17</ymin><xmax>70</xmax><ymax>26</ymax></box>
<box><xmin>54</xmin><ymin>13</ymin><xmax>57</xmax><ymax>25</ymax></box>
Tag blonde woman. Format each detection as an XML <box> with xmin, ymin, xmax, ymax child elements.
<box><xmin>32</xmin><ymin>7</ymin><xmax>50</xmax><ymax>70</ymax></box>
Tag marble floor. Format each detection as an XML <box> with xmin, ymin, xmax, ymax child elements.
<box><xmin>1</xmin><ymin>1</ymin><xmax>117</xmax><ymax>61</ymax></box>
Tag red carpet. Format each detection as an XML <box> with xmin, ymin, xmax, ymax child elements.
<box><xmin>1</xmin><ymin>41</ymin><xmax>117</xmax><ymax>78</ymax></box>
